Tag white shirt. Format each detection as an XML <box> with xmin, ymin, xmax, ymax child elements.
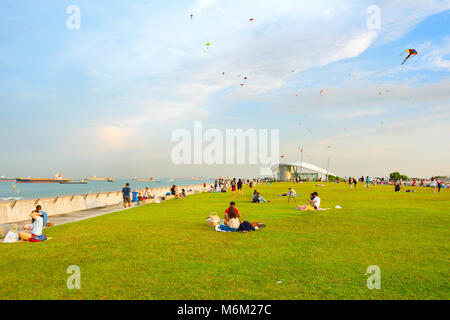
<box><xmin>31</xmin><ymin>216</ymin><xmax>43</xmax><ymax>236</ymax></box>
<box><xmin>312</xmin><ymin>196</ymin><xmax>321</xmax><ymax>209</ymax></box>
<box><xmin>289</xmin><ymin>189</ymin><xmax>296</xmax><ymax>195</ymax></box>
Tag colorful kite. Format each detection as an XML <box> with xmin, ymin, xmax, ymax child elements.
<box><xmin>206</xmin><ymin>42</ymin><xmax>210</xmax><ymax>49</ymax></box>
<box><xmin>249</xmin><ymin>18</ymin><xmax>254</xmax><ymax>22</ymax></box>
<box><xmin>400</xmin><ymin>49</ymin><xmax>418</xmax><ymax>65</ymax></box>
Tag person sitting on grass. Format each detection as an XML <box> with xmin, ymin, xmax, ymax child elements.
<box><xmin>142</xmin><ymin>187</ymin><xmax>152</xmax><ymax>200</ymax></box>
<box><xmin>19</xmin><ymin>209</ymin><xmax>47</xmax><ymax>242</ymax></box>
<box><xmin>224</xmin><ymin>201</ymin><xmax>241</xmax><ymax>225</ymax></box>
<box><xmin>252</xmin><ymin>191</ymin><xmax>269</xmax><ymax>203</ymax></box>
<box><xmin>218</xmin><ymin>206</ymin><xmax>240</xmax><ymax>232</ymax></box>
<box><xmin>296</xmin><ymin>192</ymin><xmax>321</xmax><ymax>211</ymax></box>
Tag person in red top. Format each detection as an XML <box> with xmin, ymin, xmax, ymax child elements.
<box><xmin>224</xmin><ymin>201</ymin><xmax>241</xmax><ymax>225</ymax></box>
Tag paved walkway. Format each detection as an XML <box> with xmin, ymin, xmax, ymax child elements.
<box><xmin>0</xmin><ymin>203</ymin><xmax>135</xmax><ymax>238</ymax></box>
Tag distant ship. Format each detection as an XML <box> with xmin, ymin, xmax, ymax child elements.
<box><xmin>60</xmin><ymin>179</ymin><xmax>88</xmax><ymax>185</ymax></box>
<box><xmin>16</xmin><ymin>173</ymin><xmax>71</xmax><ymax>184</ymax></box>
<box><xmin>86</xmin><ymin>176</ymin><xmax>114</xmax><ymax>181</ymax></box>
<box><xmin>133</xmin><ymin>177</ymin><xmax>155</xmax><ymax>182</ymax></box>
<box><xmin>0</xmin><ymin>176</ymin><xmax>15</xmax><ymax>182</ymax></box>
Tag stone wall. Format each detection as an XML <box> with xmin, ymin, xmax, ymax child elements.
<box><xmin>0</xmin><ymin>184</ymin><xmax>205</xmax><ymax>224</ymax></box>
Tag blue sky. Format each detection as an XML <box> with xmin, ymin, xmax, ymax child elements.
<box><xmin>1</xmin><ymin>0</ymin><xmax>449</xmax><ymax>178</ymax></box>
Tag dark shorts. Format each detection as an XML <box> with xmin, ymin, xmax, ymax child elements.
<box><xmin>123</xmin><ymin>195</ymin><xmax>131</xmax><ymax>203</ymax></box>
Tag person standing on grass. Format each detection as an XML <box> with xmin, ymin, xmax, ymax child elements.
<box><xmin>437</xmin><ymin>178</ymin><xmax>441</xmax><ymax>193</ymax></box>
<box><xmin>231</xmin><ymin>178</ymin><xmax>237</xmax><ymax>198</ymax></box>
<box><xmin>430</xmin><ymin>178</ymin><xmax>437</xmax><ymax>193</ymax></box>
<box><xmin>353</xmin><ymin>177</ymin><xmax>357</xmax><ymax>189</ymax></box>
<box><xmin>237</xmin><ymin>179</ymin><xmax>243</xmax><ymax>197</ymax></box>
<box><xmin>122</xmin><ymin>183</ymin><xmax>132</xmax><ymax>208</ymax></box>
<box><xmin>287</xmin><ymin>187</ymin><xmax>297</xmax><ymax>203</ymax></box>
<box><xmin>366</xmin><ymin>176</ymin><xmax>370</xmax><ymax>189</ymax></box>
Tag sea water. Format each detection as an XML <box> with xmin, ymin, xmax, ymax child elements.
<box><xmin>0</xmin><ymin>178</ymin><xmax>211</xmax><ymax>201</ymax></box>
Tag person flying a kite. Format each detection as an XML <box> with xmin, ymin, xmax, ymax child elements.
<box><xmin>400</xmin><ymin>49</ymin><xmax>418</xmax><ymax>65</ymax></box>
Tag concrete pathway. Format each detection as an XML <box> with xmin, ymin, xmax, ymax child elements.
<box><xmin>0</xmin><ymin>203</ymin><xmax>135</xmax><ymax>238</ymax></box>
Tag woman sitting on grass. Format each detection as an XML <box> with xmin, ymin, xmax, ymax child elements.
<box><xmin>252</xmin><ymin>190</ymin><xmax>269</xmax><ymax>203</ymax></box>
<box><xmin>19</xmin><ymin>208</ymin><xmax>47</xmax><ymax>242</ymax></box>
<box><xmin>296</xmin><ymin>192</ymin><xmax>321</xmax><ymax>211</ymax></box>
<box><xmin>217</xmin><ymin>205</ymin><xmax>265</xmax><ymax>233</ymax></box>
<box><xmin>218</xmin><ymin>206</ymin><xmax>240</xmax><ymax>232</ymax></box>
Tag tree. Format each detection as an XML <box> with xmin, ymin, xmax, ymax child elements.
<box><xmin>389</xmin><ymin>172</ymin><xmax>408</xmax><ymax>181</ymax></box>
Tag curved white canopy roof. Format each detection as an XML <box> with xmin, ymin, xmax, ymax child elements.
<box><xmin>271</xmin><ymin>161</ymin><xmax>336</xmax><ymax>176</ymax></box>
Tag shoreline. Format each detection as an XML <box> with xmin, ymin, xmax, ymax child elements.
<box><xmin>0</xmin><ymin>183</ymin><xmax>205</xmax><ymax>225</ymax></box>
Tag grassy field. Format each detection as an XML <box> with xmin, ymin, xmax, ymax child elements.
<box><xmin>0</xmin><ymin>182</ymin><xmax>448</xmax><ymax>300</ymax></box>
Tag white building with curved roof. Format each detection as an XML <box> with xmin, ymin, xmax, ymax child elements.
<box><xmin>271</xmin><ymin>161</ymin><xmax>336</xmax><ymax>181</ymax></box>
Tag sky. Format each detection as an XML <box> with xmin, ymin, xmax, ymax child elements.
<box><xmin>0</xmin><ymin>0</ymin><xmax>450</xmax><ymax>179</ymax></box>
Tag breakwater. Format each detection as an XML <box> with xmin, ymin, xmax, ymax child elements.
<box><xmin>0</xmin><ymin>184</ymin><xmax>205</xmax><ymax>224</ymax></box>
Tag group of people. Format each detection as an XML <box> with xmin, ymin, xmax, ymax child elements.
<box><xmin>296</xmin><ymin>192</ymin><xmax>321</xmax><ymax>211</ymax></box>
<box><xmin>18</xmin><ymin>205</ymin><xmax>49</xmax><ymax>242</ymax></box>
<box><xmin>344</xmin><ymin>176</ymin><xmax>371</xmax><ymax>189</ymax></box>
<box><xmin>216</xmin><ymin>201</ymin><xmax>265</xmax><ymax>233</ymax></box>
<box><xmin>122</xmin><ymin>183</ymin><xmax>157</xmax><ymax>207</ymax></box>
<box><xmin>209</xmin><ymin>177</ymin><xmax>268</xmax><ymax>195</ymax></box>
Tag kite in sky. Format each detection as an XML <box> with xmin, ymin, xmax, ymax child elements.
<box><xmin>400</xmin><ymin>49</ymin><xmax>418</xmax><ymax>65</ymax></box>
<box><xmin>190</xmin><ymin>14</ymin><xmax>193</xmax><ymax>19</ymax></box>
<box><xmin>206</xmin><ymin>42</ymin><xmax>210</xmax><ymax>49</ymax></box>
<box><xmin>249</xmin><ymin>18</ymin><xmax>254</xmax><ymax>22</ymax></box>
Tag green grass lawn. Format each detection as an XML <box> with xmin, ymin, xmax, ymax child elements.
<box><xmin>1</xmin><ymin>182</ymin><xmax>449</xmax><ymax>300</ymax></box>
